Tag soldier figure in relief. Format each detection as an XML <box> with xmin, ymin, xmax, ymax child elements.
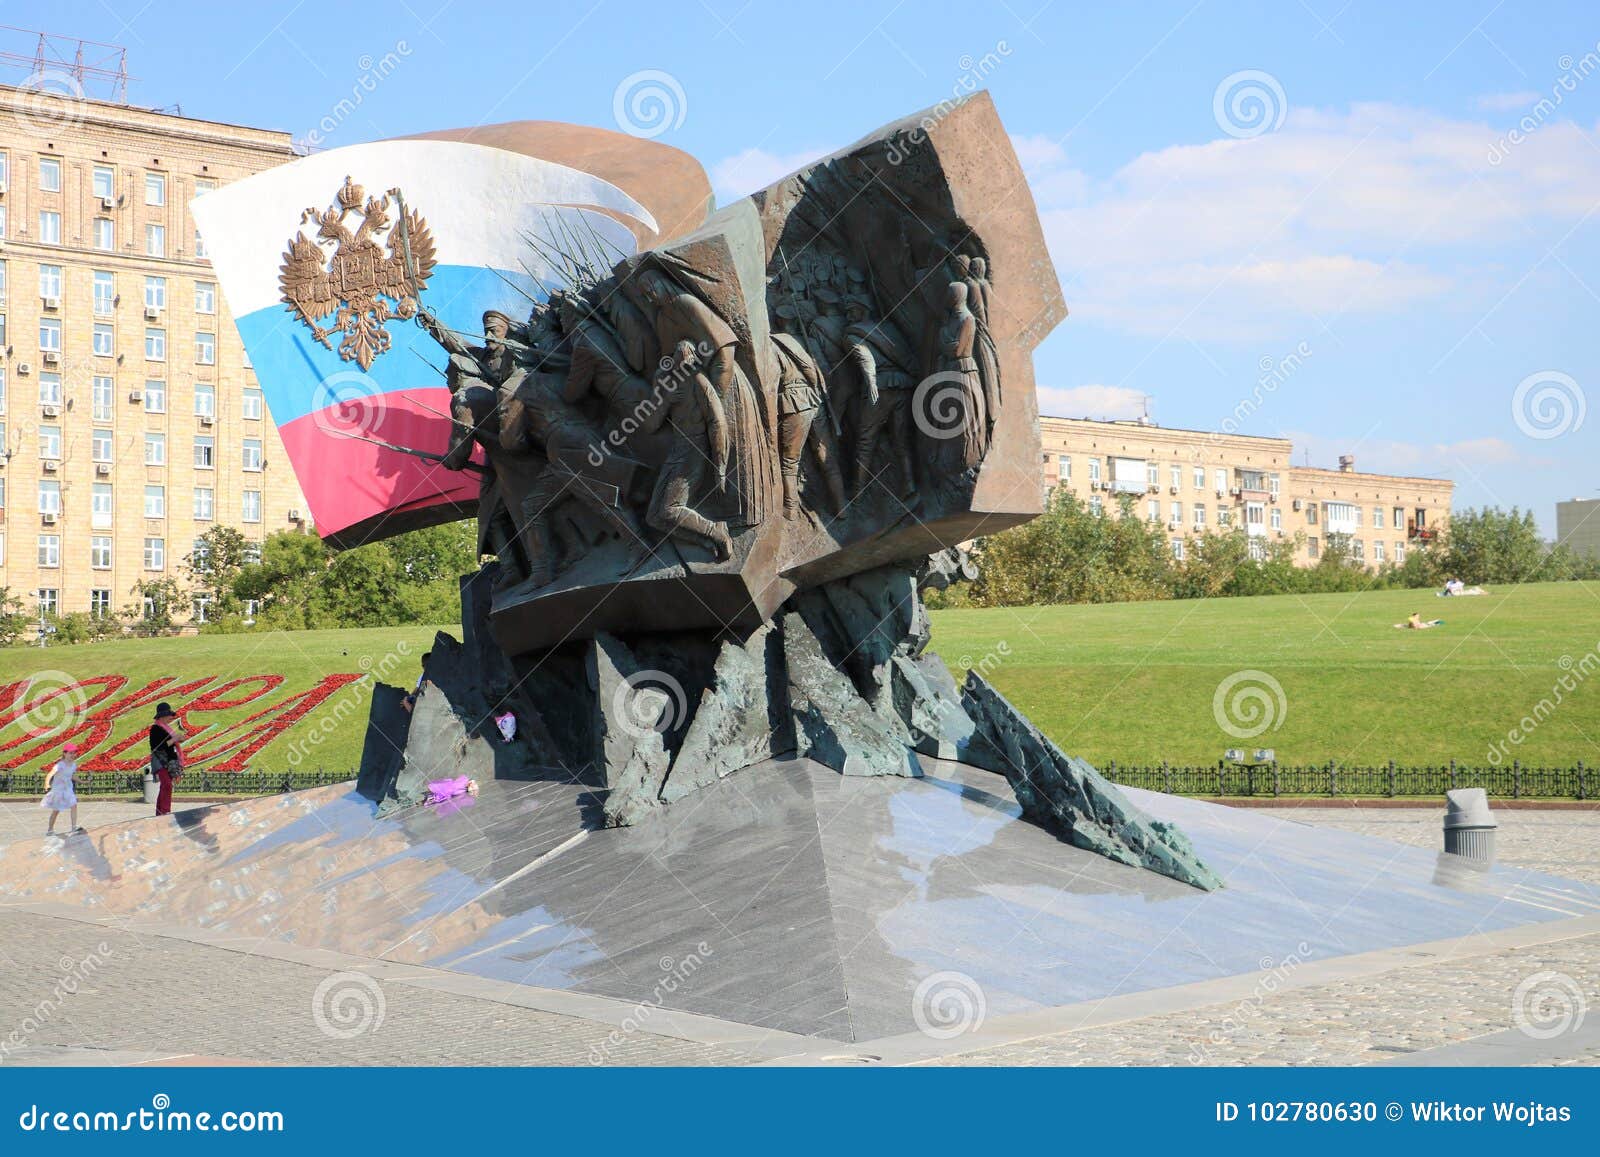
<box><xmin>420</xmin><ymin>308</ymin><xmax>523</xmax><ymax>469</ymax></box>
<box><xmin>770</xmin><ymin>332</ymin><xmax>847</xmax><ymax>519</ymax></box>
<box><xmin>637</xmin><ymin>339</ymin><xmax>734</xmax><ymax>561</ymax></box>
<box><xmin>843</xmin><ymin>297</ymin><xmax>919</xmax><ymax>496</ymax></box>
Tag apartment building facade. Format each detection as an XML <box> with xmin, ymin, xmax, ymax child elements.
<box><xmin>0</xmin><ymin>84</ymin><xmax>307</xmax><ymax>622</ymax></box>
<box><xmin>1039</xmin><ymin>416</ymin><xmax>1453</xmax><ymax>567</ymax></box>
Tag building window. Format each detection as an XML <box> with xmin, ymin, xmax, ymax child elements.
<box><xmin>1088</xmin><ymin>459</ymin><xmax>1101</xmax><ymax>483</ymax></box>
<box><xmin>193</xmin><ymin>594</ymin><xmax>213</xmax><ymax>624</ymax></box>
<box><xmin>1193</xmin><ymin>465</ymin><xmax>1205</xmax><ymax>490</ymax></box>
<box><xmin>1248</xmin><ymin>538</ymin><xmax>1267</xmax><ymax>561</ymax></box>
<box><xmin>144</xmin><ymin>484</ymin><xmax>166</xmax><ymax>518</ymax></box>
<box><xmin>39</xmin><ymin>424</ymin><xmax>61</xmax><ymax>459</ymax></box>
<box><xmin>1193</xmin><ymin>503</ymin><xmax>1206</xmax><ymax>527</ymax></box>
<box><xmin>195</xmin><ymin>281</ymin><xmax>216</xmax><ymax>314</ymax></box>
<box><xmin>1352</xmin><ymin>538</ymin><xmax>1365</xmax><ymax>560</ymax></box>
<box><xmin>145</xmin><ymin>224</ymin><xmax>165</xmax><ymax>257</ymax></box>
<box><xmin>92</xmin><ymin>165</ymin><xmax>114</xmax><ymax>199</ymax></box>
<box><xmin>93</xmin><ymin>324</ymin><xmax>114</xmax><ymax>357</ymax></box>
<box><xmin>39</xmin><ymin>156</ymin><xmax>61</xmax><ymax>192</ymax></box>
<box><xmin>1307</xmin><ymin>536</ymin><xmax>1319</xmax><ymax>558</ymax></box>
<box><xmin>243</xmin><ymin>540</ymin><xmax>262</xmax><ymax>566</ymax></box>
<box><xmin>1268</xmin><ymin>473</ymin><xmax>1280</xmax><ymax>499</ymax></box>
<box><xmin>1306</xmin><ymin>502</ymin><xmax>1318</xmax><ymax>525</ymax></box>
<box><xmin>241</xmin><ymin>489</ymin><xmax>262</xmax><ymax>523</ymax></box>
<box><xmin>92</xmin><ymin>483</ymin><xmax>113</xmax><ymax>528</ymax></box>
<box><xmin>38</xmin><ymin>372</ymin><xmax>63</xmax><ymax>407</ymax></box>
<box><xmin>194</xmin><ymin>384</ymin><xmax>215</xmax><ymax>419</ymax></box>
<box><xmin>92</xmin><ymin>428</ymin><xmax>113</xmax><ymax>462</ymax></box>
<box><xmin>194</xmin><ymin>436</ymin><xmax>214</xmax><ymax>468</ymax></box>
<box><xmin>1171</xmin><ymin>501</ymin><xmax>1182</xmax><ymax>524</ymax></box>
<box><xmin>1168</xmin><ymin>464</ymin><xmax>1180</xmax><ymax>489</ymax></box>
<box><xmin>1374</xmin><ymin>540</ymin><xmax>1386</xmax><ymax>563</ymax></box>
<box><xmin>1270</xmin><ymin>507</ymin><xmax>1282</xmax><ymax>531</ymax></box>
<box><xmin>92</xmin><ymin>375</ymin><xmax>114</xmax><ymax>420</ymax></box>
<box><xmin>144</xmin><ymin>276</ymin><xmax>166</xmax><ymax>310</ymax></box>
<box><xmin>39</xmin><ymin>263</ymin><xmax>62</xmax><ymax>299</ymax></box>
<box><xmin>1147</xmin><ymin>462</ymin><xmax>1159</xmax><ymax>486</ymax></box>
<box><xmin>144</xmin><ymin>379</ymin><xmax>166</xmax><ymax>413</ymax></box>
<box><xmin>1146</xmin><ymin>499</ymin><xmax>1160</xmax><ymax>522</ymax></box>
<box><xmin>1056</xmin><ymin>454</ymin><xmax>1070</xmax><ymax>481</ymax></box>
<box><xmin>1395</xmin><ymin>541</ymin><xmax>1406</xmax><ymax>563</ymax></box>
<box><xmin>1393</xmin><ymin>506</ymin><xmax>1404</xmax><ymax>529</ymax></box>
<box><xmin>93</xmin><ymin>270</ymin><xmax>115</xmax><ymax>315</ymax></box>
<box><xmin>1373</xmin><ymin>506</ymin><xmax>1385</xmax><ymax>529</ymax></box>
<box><xmin>1214</xmin><ymin>468</ymin><xmax>1227</xmax><ymax>492</ymax></box>
<box><xmin>38</xmin><ymin>209</ymin><xmax>61</xmax><ymax>244</ymax></box>
<box><xmin>1245</xmin><ymin>502</ymin><xmax>1265</xmax><ymax>528</ymax></box>
<box><xmin>37</xmin><ymin>534</ymin><xmax>62</xmax><ymax>567</ymax></box>
<box><xmin>145</xmin><ymin>432</ymin><xmax>165</xmax><ymax>466</ymax></box>
<box><xmin>1089</xmin><ymin>495</ymin><xmax>1103</xmax><ymax>516</ymax></box>
<box><xmin>144</xmin><ymin>537</ymin><xmax>165</xmax><ymax>570</ymax></box>
<box><xmin>91</xmin><ymin>536</ymin><xmax>112</xmax><ymax>569</ymax></box>
<box><xmin>195</xmin><ymin>331</ymin><xmax>216</xmax><ymax>364</ymax></box>
<box><xmin>242</xmin><ymin>389</ymin><xmax>263</xmax><ymax>420</ymax></box>
<box><xmin>93</xmin><ymin>217</ymin><xmax>114</xmax><ymax>250</ymax></box>
<box><xmin>193</xmin><ymin>487</ymin><xmax>214</xmax><ymax>520</ymax></box>
<box><xmin>38</xmin><ymin>479</ymin><xmax>61</xmax><ymax>514</ymax></box>
<box><xmin>1171</xmin><ymin>538</ymin><xmax>1185</xmax><ymax>561</ymax></box>
<box><xmin>145</xmin><ymin>171</ymin><xmax>166</xmax><ymax>206</ymax></box>
<box><xmin>145</xmin><ymin>327</ymin><xmax>166</xmax><ymax>360</ymax></box>
<box><xmin>242</xmin><ymin>438</ymin><xmax>263</xmax><ymax>471</ymax></box>
<box><xmin>39</xmin><ymin>317</ymin><xmax>62</xmax><ymax>352</ymax></box>
<box><xmin>90</xmin><ymin>588</ymin><xmax>112</xmax><ymax>618</ymax></box>
<box><xmin>38</xmin><ymin>588</ymin><xmax>58</xmax><ymax>615</ymax></box>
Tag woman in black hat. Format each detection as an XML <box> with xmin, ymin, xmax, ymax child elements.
<box><xmin>149</xmin><ymin>702</ymin><xmax>184</xmax><ymax>816</ymax></box>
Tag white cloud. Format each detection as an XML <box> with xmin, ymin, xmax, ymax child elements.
<box><xmin>1023</xmin><ymin>101</ymin><xmax>1600</xmax><ymax>341</ymax></box>
<box><xmin>709</xmin><ymin>146</ymin><xmax>828</xmax><ymax>202</ymax></box>
<box><xmin>1037</xmin><ymin>383</ymin><xmax>1149</xmax><ymax>420</ymax></box>
<box><xmin>1475</xmin><ymin>91</ymin><xmax>1541</xmax><ymax>111</ymax></box>
<box><xmin>1282</xmin><ymin>430</ymin><xmax>1525</xmax><ymax>476</ymax></box>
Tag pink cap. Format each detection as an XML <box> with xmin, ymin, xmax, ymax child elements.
<box><xmin>62</xmin><ymin>742</ymin><xmax>79</xmax><ymax>753</ymax></box>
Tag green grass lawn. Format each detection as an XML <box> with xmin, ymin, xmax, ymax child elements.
<box><xmin>928</xmin><ymin>581</ymin><xmax>1600</xmax><ymax>767</ymax></box>
<box><xmin>3</xmin><ymin>581</ymin><xmax>1596</xmax><ymax>783</ymax></box>
<box><xmin>1</xmin><ymin>625</ymin><xmax>448</xmax><ymax>778</ymax></box>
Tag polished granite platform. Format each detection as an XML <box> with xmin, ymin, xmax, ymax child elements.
<box><xmin>3</xmin><ymin>760</ymin><xmax>1597</xmax><ymax>1042</ymax></box>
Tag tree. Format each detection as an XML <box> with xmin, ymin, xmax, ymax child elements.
<box><xmin>969</xmin><ymin>490</ymin><xmax>1172</xmax><ymax>606</ymax></box>
<box><xmin>234</xmin><ymin>531</ymin><xmax>332</xmax><ymax>628</ymax></box>
<box><xmin>125</xmin><ymin>577</ymin><xmax>185</xmax><ymax>637</ymax></box>
<box><xmin>1439</xmin><ymin>507</ymin><xmax>1553</xmax><ymax>585</ymax></box>
<box><xmin>383</xmin><ymin>520</ymin><xmax>478</xmax><ymax>584</ymax></box>
<box><xmin>186</xmin><ymin>525</ymin><xmax>251</xmax><ymax>623</ymax></box>
<box><xmin>0</xmin><ymin>587</ymin><xmax>29</xmax><ymax>647</ymax></box>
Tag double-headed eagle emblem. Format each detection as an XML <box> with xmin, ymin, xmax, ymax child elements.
<box><xmin>279</xmin><ymin>176</ymin><xmax>437</xmax><ymax>370</ymax></box>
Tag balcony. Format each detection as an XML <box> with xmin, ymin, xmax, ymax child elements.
<box><xmin>1408</xmin><ymin>522</ymin><xmax>1437</xmax><ymax>542</ymax></box>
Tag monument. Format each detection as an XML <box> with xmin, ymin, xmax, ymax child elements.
<box><xmin>196</xmin><ymin>94</ymin><xmax>1219</xmax><ymax>891</ymax></box>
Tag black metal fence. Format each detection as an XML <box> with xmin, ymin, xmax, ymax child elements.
<box><xmin>0</xmin><ymin>769</ymin><xmax>353</xmax><ymax>797</ymax></box>
<box><xmin>1099</xmin><ymin>760</ymin><xmax>1594</xmax><ymax>800</ymax></box>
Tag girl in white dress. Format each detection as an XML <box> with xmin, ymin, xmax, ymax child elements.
<box><xmin>41</xmin><ymin>742</ymin><xmax>83</xmax><ymax>837</ymax></box>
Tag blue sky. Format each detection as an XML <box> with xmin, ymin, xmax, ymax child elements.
<box><xmin>20</xmin><ymin>0</ymin><xmax>1596</xmax><ymax>530</ymax></box>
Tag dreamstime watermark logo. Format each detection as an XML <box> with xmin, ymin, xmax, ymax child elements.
<box><xmin>1188</xmin><ymin>941</ymin><xmax>1313</xmax><ymax>1063</ymax></box>
<box><xmin>1213</xmin><ymin>70</ymin><xmax>1287</xmax><ymax>139</ymax></box>
<box><xmin>1209</xmin><ymin>341</ymin><xmax>1312</xmax><ymax>440</ymax></box>
<box><xmin>885</xmin><ymin>40</ymin><xmax>1013</xmax><ymax>165</ymax></box>
<box><xmin>14</xmin><ymin>69</ymin><xmax>89</xmax><ymax>135</ymax></box>
<box><xmin>611</xmin><ymin>669</ymin><xmax>690</xmax><ymax>740</ymax></box>
<box><xmin>1511</xmin><ymin>371</ymin><xmax>1585</xmax><ymax>440</ymax></box>
<box><xmin>1487</xmin><ymin>43</ymin><xmax>1600</xmax><ymax>164</ymax></box>
<box><xmin>285</xmin><ymin>640</ymin><xmax>412</xmax><ymax>768</ymax></box>
<box><xmin>1487</xmin><ymin>645</ymin><xmax>1598</xmax><ymax>765</ymax></box>
<box><xmin>0</xmin><ymin>943</ymin><xmax>114</xmax><ymax>1063</ymax></box>
<box><xmin>912</xmin><ymin>971</ymin><xmax>987</xmax><ymax>1039</ymax></box>
<box><xmin>1511</xmin><ymin>970</ymin><xmax>1586</xmax><ymax>1040</ymax></box>
<box><xmin>911</xmin><ymin>371</ymin><xmax>971</xmax><ymax>441</ymax></box>
<box><xmin>311</xmin><ymin>971</ymin><xmax>385</xmax><ymax>1039</ymax></box>
<box><xmin>294</xmin><ymin>42</ymin><xmax>413</xmax><ymax>153</ymax></box>
<box><xmin>612</xmin><ymin>69</ymin><xmax>687</xmax><ymax>139</ymax></box>
<box><xmin>588</xmin><ymin>944</ymin><xmax>714</xmax><ymax>1064</ymax></box>
<box><xmin>1212</xmin><ymin>670</ymin><xmax>1287</xmax><ymax>739</ymax></box>
<box><xmin>586</xmin><ymin>339</ymin><xmax>715</xmax><ymax>465</ymax></box>
<box><xmin>309</xmin><ymin>369</ymin><xmax>389</xmax><ymax>439</ymax></box>
<box><xmin>16</xmin><ymin>671</ymin><xmax>90</xmax><ymax>735</ymax></box>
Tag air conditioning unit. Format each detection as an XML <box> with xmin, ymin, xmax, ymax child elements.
<box><xmin>0</xmin><ymin>179</ymin><xmax>8</xmax><ymax>193</ymax></box>
<box><xmin>199</xmin><ymin>414</ymin><xmax>214</xmax><ymax>426</ymax></box>
<box><xmin>41</xmin><ymin>297</ymin><xmax>60</xmax><ymax>311</ymax></box>
<box><xmin>129</xmin><ymin>388</ymin><xmax>144</xmax><ymax>402</ymax></box>
<box><xmin>1169</xmin><ymin>485</ymin><xmax>1178</xmax><ymax>495</ymax></box>
<box><xmin>1167</xmin><ymin>520</ymin><xmax>1179</xmax><ymax>530</ymax></box>
<box><xmin>42</xmin><ymin>350</ymin><xmax>60</xmax><ymax>365</ymax></box>
<box><xmin>1215</xmin><ymin>488</ymin><xmax>1225</xmax><ymax>498</ymax></box>
<box><xmin>42</xmin><ymin>460</ymin><xmax>59</xmax><ymax>473</ymax></box>
<box><xmin>1292</xmin><ymin>499</ymin><xmax>1303</xmax><ymax>511</ymax></box>
<box><xmin>95</xmin><ymin>462</ymin><xmax>112</xmax><ymax>476</ymax></box>
<box><xmin>16</xmin><ymin>362</ymin><xmax>30</xmax><ymax>375</ymax></box>
<box><xmin>42</xmin><ymin>511</ymin><xmax>58</xmax><ymax>524</ymax></box>
<box><xmin>100</xmin><ymin>196</ymin><xmax>115</xmax><ymax>210</ymax></box>
<box><xmin>144</xmin><ymin>306</ymin><xmax>161</xmax><ymax>321</ymax></box>
<box><xmin>288</xmin><ymin>508</ymin><xmax>303</xmax><ymax>521</ymax></box>
<box><xmin>42</xmin><ymin>404</ymin><xmax>60</xmax><ymax>418</ymax></box>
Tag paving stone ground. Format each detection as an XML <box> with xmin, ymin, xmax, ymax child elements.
<box><xmin>1</xmin><ymin>805</ymin><xmax>1594</xmax><ymax>1066</ymax></box>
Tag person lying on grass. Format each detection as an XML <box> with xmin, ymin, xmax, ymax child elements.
<box><xmin>1394</xmin><ymin>612</ymin><xmax>1444</xmax><ymax>629</ymax></box>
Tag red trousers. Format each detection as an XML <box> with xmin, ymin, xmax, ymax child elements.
<box><xmin>156</xmin><ymin>768</ymin><xmax>175</xmax><ymax>816</ymax></box>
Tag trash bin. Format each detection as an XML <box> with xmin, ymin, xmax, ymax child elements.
<box><xmin>1443</xmin><ymin>787</ymin><xmax>1496</xmax><ymax>862</ymax></box>
<box><xmin>142</xmin><ymin>770</ymin><xmax>159</xmax><ymax>805</ymax></box>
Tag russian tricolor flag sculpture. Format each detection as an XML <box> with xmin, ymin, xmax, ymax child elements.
<box><xmin>193</xmin><ymin>125</ymin><xmax>711</xmax><ymax>547</ymax></box>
